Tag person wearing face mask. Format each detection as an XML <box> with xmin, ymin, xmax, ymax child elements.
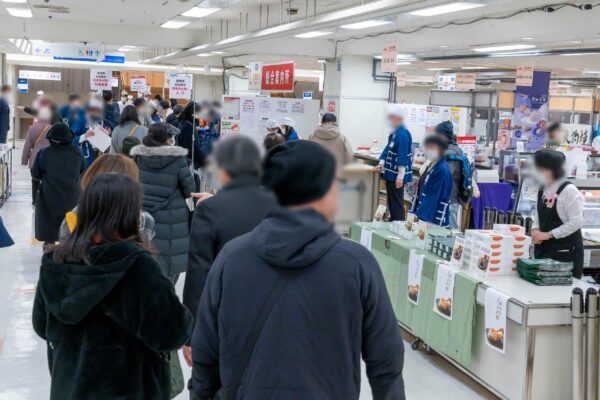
<box><xmin>375</xmin><ymin>104</ymin><xmax>413</xmax><ymax>221</ymax></box>
<box><xmin>531</xmin><ymin>150</ymin><xmax>584</xmax><ymax>278</ymax></box>
<box><xmin>411</xmin><ymin>136</ymin><xmax>453</xmax><ymax>227</ymax></box>
<box><xmin>59</xmin><ymin>94</ymin><xmax>86</xmax><ymax>133</ymax></box>
<box><xmin>177</xmin><ymin>101</ymin><xmax>205</xmax><ymax>169</ymax></box>
<box><xmin>134</xmin><ymin>97</ymin><xmax>153</xmax><ymax>127</ymax></box>
<box><xmin>22</xmin><ymin>105</ymin><xmax>54</xmax><ymax>204</ymax></box>
<box><xmin>0</xmin><ymin>85</ymin><xmax>12</xmax><ymax>144</ymax></box>
<box><xmin>117</xmin><ymin>90</ymin><xmax>129</xmax><ymax>112</ymax></box>
<box><xmin>74</xmin><ymin>98</ymin><xmax>110</xmax><ymax>167</ymax></box>
<box><xmin>281</xmin><ymin>117</ymin><xmax>299</xmax><ymax>142</ymax></box>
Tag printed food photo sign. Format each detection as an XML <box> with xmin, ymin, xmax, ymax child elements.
<box><xmin>510</xmin><ymin>70</ymin><xmax>550</xmax><ymax>151</ymax></box>
<box><xmin>407</xmin><ymin>250</ymin><xmax>424</xmax><ymax>305</ymax></box>
<box><xmin>484</xmin><ymin>288</ymin><xmax>510</xmax><ymax>354</ymax></box>
<box><xmin>433</xmin><ymin>263</ymin><xmax>456</xmax><ymax>320</ymax></box>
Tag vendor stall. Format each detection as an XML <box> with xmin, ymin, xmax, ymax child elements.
<box><xmin>350</xmin><ymin>221</ymin><xmax>592</xmax><ymax>400</ymax></box>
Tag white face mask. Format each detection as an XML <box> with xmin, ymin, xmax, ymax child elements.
<box><xmin>532</xmin><ymin>169</ymin><xmax>551</xmax><ymax>186</ymax></box>
<box><xmin>424</xmin><ymin>149</ymin><xmax>439</xmax><ymax>161</ymax></box>
<box><xmin>38</xmin><ymin>107</ymin><xmax>52</xmax><ymax>123</ymax></box>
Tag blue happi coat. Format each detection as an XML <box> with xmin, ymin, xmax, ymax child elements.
<box><xmin>379</xmin><ymin>125</ymin><xmax>413</xmax><ymax>184</ymax></box>
<box><xmin>412</xmin><ymin>158</ymin><xmax>453</xmax><ymax>227</ymax></box>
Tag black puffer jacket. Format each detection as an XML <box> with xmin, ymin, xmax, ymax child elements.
<box><xmin>191</xmin><ymin>208</ymin><xmax>405</xmax><ymax>400</ymax></box>
<box><xmin>131</xmin><ymin>144</ymin><xmax>195</xmax><ymax>276</ymax></box>
<box><xmin>32</xmin><ymin>241</ymin><xmax>193</xmax><ymax>400</ymax></box>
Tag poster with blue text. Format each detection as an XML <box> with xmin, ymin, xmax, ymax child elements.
<box><xmin>510</xmin><ymin>71</ymin><xmax>550</xmax><ymax>151</ymax></box>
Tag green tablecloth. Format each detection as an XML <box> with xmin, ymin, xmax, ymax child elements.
<box><xmin>349</xmin><ymin>222</ymin><xmax>479</xmax><ymax>367</ymax></box>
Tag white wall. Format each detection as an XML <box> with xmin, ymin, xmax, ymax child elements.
<box><xmin>337</xmin><ymin>55</ymin><xmax>390</xmax><ymax>150</ymax></box>
<box><xmin>193</xmin><ymin>75</ymin><xmax>224</xmax><ymax>102</ymax></box>
<box><xmin>397</xmin><ymin>85</ymin><xmax>432</xmax><ymax>105</ymax></box>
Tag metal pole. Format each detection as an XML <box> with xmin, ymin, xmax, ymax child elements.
<box><xmin>587</xmin><ymin>288</ymin><xmax>598</xmax><ymax>400</ymax></box>
<box><xmin>573</xmin><ymin>288</ymin><xmax>585</xmax><ymax>400</ymax></box>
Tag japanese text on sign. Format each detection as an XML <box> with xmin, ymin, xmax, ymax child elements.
<box><xmin>168</xmin><ymin>73</ymin><xmax>192</xmax><ymax>99</ymax></box>
<box><xmin>381</xmin><ymin>44</ymin><xmax>398</xmax><ymax>73</ymax></box>
<box><xmin>90</xmin><ymin>69</ymin><xmax>112</xmax><ymax>91</ymax></box>
<box><xmin>261</xmin><ymin>62</ymin><xmax>294</xmax><ymax>92</ymax></box>
<box><xmin>130</xmin><ymin>75</ymin><xmax>147</xmax><ymax>92</ymax></box>
<box><xmin>516</xmin><ymin>65</ymin><xmax>534</xmax><ymax>87</ymax></box>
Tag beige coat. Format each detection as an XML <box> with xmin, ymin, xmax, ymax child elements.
<box><xmin>308</xmin><ymin>123</ymin><xmax>354</xmax><ymax>169</ymax></box>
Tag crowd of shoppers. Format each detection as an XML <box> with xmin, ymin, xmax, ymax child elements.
<box><xmin>9</xmin><ymin>86</ymin><xmax>414</xmax><ymax>400</ymax></box>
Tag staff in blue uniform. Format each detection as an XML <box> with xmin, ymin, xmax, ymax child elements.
<box><xmin>73</xmin><ymin>97</ymin><xmax>110</xmax><ymax>167</ymax></box>
<box><xmin>375</xmin><ymin>104</ymin><xmax>413</xmax><ymax>220</ymax></box>
<box><xmin>281</xmin><ymin>117</ymin><xmax>299</xmax><ymax>142</ymax></box>
<box><xmin>411</xmin><ymin>136</ymin><xmax>453</xmax><ymax>226</ymax></box>
<box><xmin>59</xmin><ymin>94</ymin><xmax>86</xmax><ymax>133</ymax></box>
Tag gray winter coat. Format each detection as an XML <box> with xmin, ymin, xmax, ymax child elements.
<box><xmin>109</xmin><ymin>121</ymin><xmax>148</xmax><ymax>154</ymax></box>
<box><xmin>131</xmin><ymin>144</ymin><xmax>195</xmax><ymax>276</ymax></box>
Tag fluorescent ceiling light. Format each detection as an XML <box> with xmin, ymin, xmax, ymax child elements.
<box><xmin>118</xmin><ymin>46</ymin><xmax>136</xmax><ymax>52</ymax></box>
<box><xmin>2</xmin><ymin>0</ymin><xmax>27</xmax><ymax>3</ymax></box>
<box><xmin>409</xmin><ymin>2</ymin><xmax>484</xmax><ymax>17</ymax></box>
<box><xmin>295</xmin><ymin>31</ymin><xmax>333</xmax><ymax>39</ymax></box>
<box><xmin>427</xmin><ymin>67</ymin><xmax>451</xmax><ymax>71</ymax></box>
<box><xmin>211</xmin><ymin>51</ymin><xmax>225</xmax><ymax>54</ymax></box>
<box><xmin>160</xmin><ymin>20</ymin><xmax>190</xmax><ymax>29</ymax></box>
<box><xmin>374</xmin><ymin>54</ymin><xmax>415</xmax><ymax>60</ymax></box>
<box><xmin>583</xmin><ymin>70</ymin><xmax>600</xmax><ymax>74</ymax></box>
<box><xmin>197</xmin><ymin>53</ymin><xmax>212</xmax><ymax>57</ymax></box>
<box><xmin>461</xmin><ymin>66</ymin><xmax>490</xmax><ymax>70</ymax></box>
<box><xmin>341</xmin><ymin>20</ymin><xmax>392</xmax><ymax>30</ymax></box>
<box><xmin>521</xmin><ymin>37</ymin><xmax>535</xmax><ymax>41</ymax></box>
<box><xmin>473</xmin><ymin>44</ymin><xmax>535</xmax><ymax>52</ymax></box>
<box><xmin>189</xmin><ymin>44</ymin><xmax>210</xmax><ymax>51</ymax></box>
<box><xmin>560</xmin><ymin>52</ymin><xmax>600</xmax><ymax>56</ymax></box>
<box><xmin>181</xmin><ymin>7</ymin><xmax>220</xmax><ymax>18</ymax></box>
<box><xmin>439</xmin><ymin>45</ymin><xmax>450</xmax><ymax>48</ymax></box>
<box><xmin>396</xmin><ymin>61</ymin><xmax>411</xmax><ymax>65</ymax></box>
<box><xmin>317</xmin><ymin>59</ymin><xmax>326</xmax><ymax>64</ymax></box>
<box><xmin>217</xmin><ymin>34</ymin><xmax>246</xmax><ymax>45</ymax></box>
<box><xmin>7</xmin><ymin>7</ymin><xmax>32</xmax><ymax>17</ymax></box>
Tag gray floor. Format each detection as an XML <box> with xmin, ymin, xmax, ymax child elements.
<box><xmin>0</xmin><ymin>148</ymin><xmax>492</xmax><ymax>399</ymax></box>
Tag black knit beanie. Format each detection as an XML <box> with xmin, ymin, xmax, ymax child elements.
<box><xmin>435</xmin><ymin>120</ymin><xmax>454</xmax><ymax>144</ymax></box>
<box><xmin>262</xmin><ymin>140</ymin><xmax>336</xmax><ymax>206</ymax></box>
<box><xmin>47</xmin><ymin>122</ymin><xmax>74</xmax><ymax>145</ymax></box>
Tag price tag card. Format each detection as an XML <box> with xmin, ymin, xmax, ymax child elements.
<box><xmin>407</xmin><ymin>250</ymin><xmax>424</xmax><ymax>305</ymax></box>
<box><xmin>360</xmin><ymin>228</ymin><xmax>373</xmax><ymax>251</ymax></box>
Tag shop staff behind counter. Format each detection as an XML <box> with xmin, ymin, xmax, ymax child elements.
<box><xmin>531</xmin><ymin>150</ymin><xmax>584</xmax><ymax>278</ymax></box>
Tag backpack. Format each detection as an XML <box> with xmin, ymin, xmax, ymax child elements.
<box><xmin>446</xmin><ymin>153</ymin><xmax>474</xmax><ymax>204</ymax></box>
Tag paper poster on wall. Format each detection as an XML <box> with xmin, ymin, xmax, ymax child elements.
<box><xmin>457</xmin><ymin>136</ymin><xmax>476</xmax><ymax>163</ymax></box>
<box><xmin>222</xmin><ymin>96</ymin><xmax>241</xmax><ymax>120</ymax></box>
<box><xmin>510</xmin><ymin>70</ymin><xmax>550</xmax><ymax>151</ymax></box>
<box><xmin>90</xmin><ymin>69</ymin><xmax>112</xmax><ymax>91</ymax></box>
<box><xmin>248</xmin><ymin>62</ymin><xmax>262</xmax><ymax>90</ymax></box>
<box><xmin>397</xmin><ymin>72</ymin><xmax>407</xmax><ymax>87</ymax></box>
<box><xmin>221</xmin><ymin>120</ymin><xmax>240</xmax><ymax>135</ymax></box>
<box><xmin>433</xmin><ymin>263</ymin><xmax>456</xmax><ymax>320</ymax></box>
<box><xmin>261</xmin><ymin>62</ymin><xmax>294</xmax><ymax>92</ymax></box>
<box><xmin>168</xmin><ymin>73</ymin><xmax>193</xmax><ymax>99</ymax></box>
<box><xmin>455</xmin><ymin>73</ymin><xmax>476</xmax><ymax>91</ymax></box>
<box><xmin>381</xmin><ymin>44</ymin><xmax>398</xmax><ymax>73</ymax></box>
<box><xmin>563</xmin><ymin>123</ymin><xmax>591</xmax><ymax>145</ymax></box>
<box><xmin>515</xmin><ymin>65</ymin><xmax>534</xmax><ymax>87</ymax></box>
<box><xmin>130</xmin><ymin>75</ymin><xmax>147</xmax><ymax>92</ymax></box>
<box><xmin>484</xmin><ymin>288</ymin><xmax>510</xmax><ymax>354</ymax></box>
<box><xmin>407</xmin><ymin>250</ymin><xmax>424</xmax><ymax>305</ymax></box>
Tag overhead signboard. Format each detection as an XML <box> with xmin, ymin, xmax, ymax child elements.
<box><xmin>437</xmin><ymin>74</ymin><xmax>456</xmax><ymax>91</ymax></box>
<box><xmin>17</xmin><ymin>78</ymin><xmax>28</xmax><ymax>93</ymax></box>
<box><xmin>303</xmin><ymin>91</ymin><xmax>313</xmax><ymax>99</ymax></box>
<box><xmin>516</xmin><ymin>65</ymin><xmax>534</xmax><ymax>87</ymax></box>
<box><xmin>168</xmin><ymin>73</ymin><xmax>193</xmax><ymax>99</ymax></box>
<box><xmin>248</xmin><ymin>62</ymin><xmax>262</xmax><ymax>90</ymax></box>
<box><xmin>31</xmin><ymin>41</ymin><xmax>105</xmax><ymax>62</ymax></box>
<box><xmin>19</xmin><ymin>70</ymin><xmax>61</xmax><ymax>81</ymax></box>
<box><xmin>90</xmin><ymin>69</ymin><xmax>112</xmax><ymax>91</ymax></box>
<box><xmin>381</xmin><ymin>44</ymin><xmax>398</xmax><ymax>73</ymax></box>
<box><xmin>130</xmin><ymin>75</ymin><xmax>147</xmax><ymax>92</ymax></box>
<box><xmin>456</xmin><ymin>73</ymin><xmax>476</xmax><ymax>91</ymax></box>
<box><xmin>261</xmin><ymin>62</ymin><xmax>294</xmax><ymax>92</ymax></box>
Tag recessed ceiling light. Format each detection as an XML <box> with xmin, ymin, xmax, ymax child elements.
<box><xmin>295</xmin><ymin>31</ymin><xmax>332</xmax><ymax>38</ymax></box>
<box><xmin>6</xmin><ymin>7</ymin><xmax>32</xmax><ymax>17</ymax></box>
<box><xmin>181</xmin><ymin>7</ymin><xmax>220</xmax><ymax>18</ymax></box>
<box><xmin>341</xmin><ymin>20</ymin><xmax>392</xmax><ymax>30</ymax></box>
<box><xmin>2</xmin><ymin>0</ymin><xmax>27</xmax><ymax>3</ymax></box>
<box><xmin>409</xmin><ymin>2</ymin><xmax>484</xmax><ymax>17</ymax></box>
<box><xmin>197</xmin><ymin>53</ymin><xmax>212</xmax><ymax>57</ymax></box>
<box><xmin>211</xmin><ymin>51</ymin><xmax>225</xmax><ymax>54</ymax></box>
<box><xmin>521</xmin><ymin>37</ymin><xmax>535</xmax><ymax>41</ymax></box>
<box><xmin>160</xmin><ymin>20</ymin><xmax>190</xmax><ymax>29</ymax></box>
<box><xmin>473</xmin><ymin>44</ymin><xmax>536</xmax><ymax>52</ymax></box>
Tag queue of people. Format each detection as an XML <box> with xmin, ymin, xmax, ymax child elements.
<box><xmin>17</xmin><ymin>86</ymin><xmax>408</xmax><ymax>400</ymax></box>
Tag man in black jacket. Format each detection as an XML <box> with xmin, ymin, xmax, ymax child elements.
<box><xmin>0</xmin><ymin>85</ymin><xmax>11</xmax><ymax>144</ymax></box>
<box><xmin>183</xmin><ymin>135</ymin><xmax>277</xmax><ymax>364</ymax></box>
<box><xmin>191</xmin><ymin>141</ymin><xmax>405</xmax><ymax>400</ymax></box>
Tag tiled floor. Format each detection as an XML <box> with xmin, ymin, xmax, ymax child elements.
<box><xmin>0</xmin><ymin>147</ymin><xmax>494</xmax><ymax>399</ymax></box>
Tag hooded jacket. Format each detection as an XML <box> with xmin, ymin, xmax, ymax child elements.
<box><xmin>131</xmin><ymin>144</ymin><xmax>195</xmax><ymax>276</ymax></box>
<box><xmin>309</xmin><ymin>123</ymin><xmax>354</xmax><ymax>169</ymax></box>
<box><xmin>191</xmin><ymin>208</ymin><xmax>405</xmax><ymax>400</ymax></box>
<box><xmin>32</xmin><ymin>241</ymin><xmax>193</xmax><ymax>400</ymax></box>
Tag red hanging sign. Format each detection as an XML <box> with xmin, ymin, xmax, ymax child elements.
<box><xmin>261</xmin><ymin>62</ymin><xmax>294</xmax><ymax>92</ymax></box>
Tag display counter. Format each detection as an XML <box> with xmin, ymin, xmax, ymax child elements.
<box><xmin>349</xmin><ymin>222</ymin><xmax>594</xmax><ymax>400</ymax></box>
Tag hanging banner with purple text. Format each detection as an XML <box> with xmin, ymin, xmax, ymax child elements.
<box><xmin>510</xmin><ymin>71</ymin><xmax>550</xmax><ymax>151</ymax></box>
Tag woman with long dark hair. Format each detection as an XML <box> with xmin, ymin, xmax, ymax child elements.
<box><xmin>33</xmin><ymin>173</ymin><xmax>192</xmax><ymax>399</ymax></box>
<box><xmin>131</xmin><ymin>123</ymin><xmax>195</xmax><ymax>280</ymax></box>
<box><xmin>110</xmin><ymin>104</ymin><xmax>148</xmax><ymax>154</ymax></box>
<box><xmin>177</xmin><ymin>101</ymin><xmax>205</xmax><ymax>168</ymax></box>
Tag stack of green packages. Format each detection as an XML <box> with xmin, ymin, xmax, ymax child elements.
<box><xmin>517</xmin><ymin>258</ymin><xmax>573</xmax><ymax>286</ymax></box>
